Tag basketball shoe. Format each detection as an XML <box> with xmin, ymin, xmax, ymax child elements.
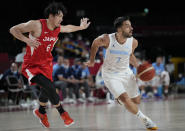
<box><xmin>143</xmin><ymin>117</ymin><xmax>158</xmax><ymax>130</ymax></box>
<box><xmin>33</xmin><ymin>109</ymin><xmax>50</xmax><ymax>128</ymax></box>
<box><xmin>61</xmin><ymin>111</ymin><xmax>74</xmax><ymax>127</ymax></box>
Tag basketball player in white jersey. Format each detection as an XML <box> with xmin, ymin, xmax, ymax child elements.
<box><xmin>85</xmin><ymin>16</ymin><xmax>158</xmax><ymax>130</ymax></box>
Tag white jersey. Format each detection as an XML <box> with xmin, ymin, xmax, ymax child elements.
<box><xmin>102</xmin><ymin>33</ymin><xmax>133</xmax><ymax>75</ymax></box>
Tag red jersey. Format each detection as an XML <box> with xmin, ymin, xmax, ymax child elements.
<box><xmin>22</xmin><ymin>19</ymin><xmax>60</xmax><ymax>84</ymax></box>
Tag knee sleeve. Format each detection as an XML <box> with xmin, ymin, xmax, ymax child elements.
<box><xmin>46</xmin><ymin>86</ymin><xmax>60</xmax><ymax>105</ymax></box>
<box><xmin>32</xmin><ymin>74</ymin><xmax>60</xmax><ymax>105</ymax></box>
<box><xmin>39</xmin><ymin>95</ymin><xmax>49</xmax><ymax>103</ymax></box>
<box><xmin>39</xmin><ymin>88</ymin><xmax>49</xmax><ymax>103</ymax></box>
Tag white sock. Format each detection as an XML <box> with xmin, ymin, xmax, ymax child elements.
<box><xmin>136</xmin><ymin>110</ymin><xmax>148</xmax><ymax>122</ymax></box>
<box><xmin>165</xmin><ymin>89</ymin><xmax>168</xmax><ymax>93</ymax></box>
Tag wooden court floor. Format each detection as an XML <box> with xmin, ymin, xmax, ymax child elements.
<box><xmin>0</xmin><ymin>98</ymin><xmax>185</xmax><ymax>131</ymax></box>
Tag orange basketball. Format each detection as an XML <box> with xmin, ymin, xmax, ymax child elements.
<box><xmin>137</xmin><ymin>62</ymin><xmax>155</xmax><ymax>81</ymax></box>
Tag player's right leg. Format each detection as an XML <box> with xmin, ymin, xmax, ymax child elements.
<box><xmin>31</xmin><ymin>74</ymin><xmax>74</xmax><ymax>127</ymax></box>
<box><xmin>103</xmin><ymin>77</ymin><xmax>157</xmax><ymax>130</ymax></box>
<box><xmin>118</xmin><ymin>93</ymin><xmax>139</xmax><ymax>113</ymax></box>
<box><xmin>32</xmin><ymin>88</ymin><xmax>50</xmax><ymax>128</ymax></box>
<box><xmin>118</xmin><ymin>93</ymin><xmax>158</xmax><ymax>130</ymax></box>
<box><xmin>127</xmin><ymin>75</ymin><xmax>158</xmax><ymax>130</ymax></box>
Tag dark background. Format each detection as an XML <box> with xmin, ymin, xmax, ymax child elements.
<box><xmin>1</xmin><ymin>0</ymin><xmax>185</xmax><ymax>61</ymax></box>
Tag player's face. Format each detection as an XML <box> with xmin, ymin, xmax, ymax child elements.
<box><xmin>120</xmin><ymin>20</ymin><xmax>133</xmax><ymax>38</ymax></box>
<box><xmin>53</xmin><ymin>11</ymin><xmax>63</xmax><ymax>27</ymax></box>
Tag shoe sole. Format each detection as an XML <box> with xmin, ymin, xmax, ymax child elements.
<box><xmin>147</xmin><ymin>127</ymin><xmax>158</xmax><ymax>130</ymax></box>
<box><xmin>64</xmin><ymin>121</ymin><xmax>75</xmax><ymax>127</ymax></box>
<box><xmin>33</xmin><ymin>109</ymin><xmax>49</xmax><ymax>128</ymax></box>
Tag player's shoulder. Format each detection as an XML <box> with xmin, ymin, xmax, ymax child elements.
<box><xmin>101</xmin><ymin>34</ymin><xmax>109</xmax><ymax>38</ymax></box>
<box><xmin>97</xmin><ymin>34</ymin><xmax>109</xmax><ymax>42</ymax></box>
<box><xmin>132</xmin><ymin>37</ymin><xmax>138</xmax><ymax>47</ymax></box>
<box><xmin>26</xmin><ymin>20</ymin><xmax>39</xmax><ymax>24</ymax></box>
<box><xmin>27</xmin><ymin>20</ymin><xmax>41</xmax><ymax>28</ymax></box>
<box><xmin>133</xmin><ymin>37</ymin><xmax>138</xmax><ymax>44</ymax></box>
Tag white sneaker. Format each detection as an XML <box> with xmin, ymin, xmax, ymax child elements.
<box><xmin>143</xmin><ymin>117</ymin><xmax>158</xmax><ymax>130</ymax></box>
<box><xmin>68</xmin><ymin>98</ymin><xmax>76</xmax><ymax>104</ymax></box>
<box><xmin>63</xmin><ymin>98</ymin><xmax>69</xmax><ymax>103</ymax></box>
<box><xmin>31</xmin><ymin>100</ymin><xmax>39</xmax><ymax>108</ymax></box>
<box><xmin>87</xmin><ymin>97</ymin><xmax>95</xmax><ymax>102</ymax></box>
<box><xmin>77</xmin><ymin>98</ymin><xmax>85</xmax><ymax>103</ymax></box>
<box><xmin>47</xmin><ymin>101</ymin><xmax>52</xmax><ymax>108</ymax></box>
<box><xmin>107</xmin><ymin>99</ymin><xmax>115</xmax><ymax>104</ymax></box>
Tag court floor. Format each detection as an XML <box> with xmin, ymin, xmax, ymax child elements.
<box><xmin>0</xmin><ymin>98</ymin><xmax>185</xmax><ymax>131</ymax></box>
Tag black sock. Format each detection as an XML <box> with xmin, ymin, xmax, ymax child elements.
<box><xmin>56</xmin><ymin>104</ymin><xmax>65</xmax><ymax>115</ymax></box>
<box><xmin>39</xmin><ymin>105</ymin><xmax>46</xmax><ymax>114</ymax></box>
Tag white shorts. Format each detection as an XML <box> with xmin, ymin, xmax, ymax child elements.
<box><xmin>151</xmin><ymin>76</ymin><xmax>162</xmax><ymax>87</ymax></box>
<box><xmin>161</xmin><ymin>71</ymin><xmax>170</xmax><ymax>86</ymax></box>
<box><xmin>162</xmin><ymin>78</ymin><xmax>170</xmax><ymax>86</ymax></box>
<box><xmin>102</xmin><ymin>69</ymin><xmax>140</xmax><ymax>99</ymax></box>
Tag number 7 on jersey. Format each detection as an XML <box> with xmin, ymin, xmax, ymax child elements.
<box><xmin>116</xmin><ymin>57</ymin><xmax>121</xmax><ymax>63</ymax></box>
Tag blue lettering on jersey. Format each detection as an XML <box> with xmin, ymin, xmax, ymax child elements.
<box><xmin>109</xmin><ymin>50</ymin><xmax>129</xmax><ymax>55</ymax></box>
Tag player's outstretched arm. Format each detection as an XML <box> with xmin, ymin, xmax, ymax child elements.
<box><xmin>130</xmin><ymin>38</ymin><xmax>139</xmax><ymax>68</ymax></box>
<box><xmin>60</xmin><ymin>18</ymin><xmax>91</xmax><ymax>33</ymax></box>
<box><xmin>85</xmin><ymin>34</ymin><xmax>109</xmax><ymax>67</ymax></box>
<box><xmin>9</xmin><ymin>20</ymin><xmax>41</xmax><ymax>49</ymax></box>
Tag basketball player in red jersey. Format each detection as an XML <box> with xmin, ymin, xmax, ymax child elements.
<box><xmin>10</xmin><ymin>2</ymin><xmax>90</xmax><ymax>128</ymax></box>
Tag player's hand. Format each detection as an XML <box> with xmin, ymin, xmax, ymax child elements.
<box><xmin>80</xmin><ymin>18</ymin><xmax>91</xmax><ymax>30</ymax></box>
<box><xmin>84</xmin><ymin>60</ymin><xmax>95</xmax><ymax>67</ymax></box>
<box><xmin>26</xmin><ymin>38</ymin><xmax>41</xmax><ymax>49</ymax></box>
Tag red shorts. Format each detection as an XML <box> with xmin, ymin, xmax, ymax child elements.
<box><xmin>22</xmin><ymin>62</ymin><xmax>53</xmax><ymax>85</ymax></box>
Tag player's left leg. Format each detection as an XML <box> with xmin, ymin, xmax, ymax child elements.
<box><xmin>31</xmin><ymin>74</ymin><xmax>74</xmax><ymax>127</ymax></box>
<box><xmin>131</xmin><ymin>95</ymin><xmax>141</xmax><ymax>104</ymax></box>
<box><xmin>126</xmin><ymin>75</ymin><xmax>158</xmax><ymax>130</ymax></box>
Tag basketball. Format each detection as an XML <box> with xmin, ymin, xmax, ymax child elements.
<box><xmin>137</xmin><ymin>62</ymin><xmax>155</xmax><ymax>81</ymax></box>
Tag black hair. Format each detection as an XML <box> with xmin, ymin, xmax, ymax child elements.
<box><xmin>44</xmin><ymin>2</ymin><xmax>67</xmax><ymax>18</ymax></box>
<box><xmin>114</xmin><ymin>16</ymin><xmax>130</xmax><ymax>30</ymax></box>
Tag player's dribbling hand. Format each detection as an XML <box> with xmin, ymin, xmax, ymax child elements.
<box><xmin>26</xmin><ymin>39</ymin><xmax>41</xmax><ymax>49</ymax></box>
<box><xmin>80</xmin><ymin>18</ymin><xmax>91</xmax><ymax>30</ymax></box>
<box><xmin>84</xmin><ymin>60</ymin><xmax>95</xmax><ymax>67</ymax></box>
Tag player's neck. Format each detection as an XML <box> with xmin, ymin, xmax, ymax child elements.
<box><xmin>46</xmin><ymin>19</ymin><xmax>56</xmax><ymax>31</ymax></box>
<box><xmin>115</xmin><ymin>32</ymin><xmax>127</xmax><ymax>45</ymax></box>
